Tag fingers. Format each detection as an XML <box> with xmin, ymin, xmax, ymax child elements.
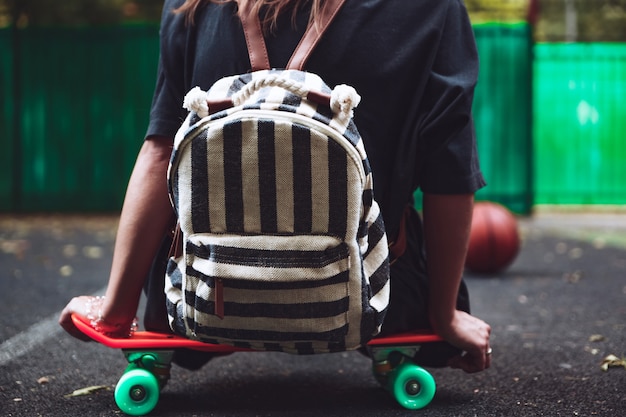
<box><xmin>59</xmin><ymin>296</ymin><xmax>138</xmax><ymax>340</ymax></box>
<box><xmin>448</xmin><ymin>351</ymin><xmax>489</xmax><ymax>373</ymax></box>
<box><xmin>441</xmin><ymin>312</ymin><xmax>493</xmax><ymax>373</ymax></box>
<box><xmin>448</xmin><ymin>343</ymin><xmax>493</xmax><ymax>373</ymax></box>
<box><xmin>58</xmin><ymin>297</ymin><xmax>93</xmax><ymax>342</ymax></box>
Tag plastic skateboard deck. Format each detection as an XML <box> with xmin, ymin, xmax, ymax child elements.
<box><xmin>71</xmin><ymin>314</ymin><xmax>442</xmax><ymax>415</ymax></box>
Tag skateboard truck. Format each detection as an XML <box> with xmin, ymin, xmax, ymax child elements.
<box><xmin>124</xmin><ymin>350</ymin><xmax>174</xmax><ymax>389</ymax></box>
<box><xmin>366</xmin><ymin>333</ymin><xmax>441</xmax><ymax>410</ymax></box>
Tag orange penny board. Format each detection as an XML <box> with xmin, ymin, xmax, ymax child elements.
<box><xmin>71</xmin><ymin>314</ymin><xmax>442</xmax><ymax>352</ymax></box>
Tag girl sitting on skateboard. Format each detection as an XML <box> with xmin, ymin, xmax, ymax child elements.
<box><xmin>60</xmin><ymin>0</ymin><xmax>492</xmax><ymax>374</ymax></box>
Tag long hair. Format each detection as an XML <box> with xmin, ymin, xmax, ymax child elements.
<box><xmin>174</xmin><ymin>0</ymin><xmax>325</xmax><ymax>33</ymax></box>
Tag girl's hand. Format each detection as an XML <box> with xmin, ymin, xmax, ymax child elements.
<box><xmin>59</xmin><ymin>295</ymin><xmax>137</xmax><ymax>341</ymax></box>
<box><xmin>435</xmin><ymin>310</ymin><xmax>492</xmax><ymax>373</ymax></box>
<box><xmin>59</xmin><ymin>296</ymin><xmax>97</xmax><ymax>342</ymax></box>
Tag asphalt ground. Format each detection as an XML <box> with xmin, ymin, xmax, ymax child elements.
<box><xmin>1</xmin><ymin>211</ymin><xmax>625</xmax><ymax>416</ymax></box>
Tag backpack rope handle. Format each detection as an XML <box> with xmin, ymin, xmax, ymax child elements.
<box><xmin>231</xmin><ymin>74</ymin><xmax>309</xmax><ymax>105</ymax></box>
<box><xmin>233</xmin><ymin>74</ymin><xmax>361</xmax><ymax>121</ymax></box>
<box><xmin>183</xmin><ymin>74</ymin><xmax>360</xmax><ymax>121</ymax></box>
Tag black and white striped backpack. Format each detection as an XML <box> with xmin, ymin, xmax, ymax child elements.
<box><xmin>164</xmin><ymin>0</ymin><xmax>390</xmax><ymax>354</ymax></box>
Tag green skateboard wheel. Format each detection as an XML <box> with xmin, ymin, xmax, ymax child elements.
<box><xmin>389</xmin><ymin>363</ymin><xmax>436</xmax><ymax>410</ymax></box>
<box><xmin>115</xmin><ymin>368</ymin><xmax>160</xmax><ymax>416</ymax></box>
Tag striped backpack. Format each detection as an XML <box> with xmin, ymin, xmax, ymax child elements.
<box><xmin>164</xmin><ymin>0</ymin><xmax>390</xmax><ymax>354</ymax></box>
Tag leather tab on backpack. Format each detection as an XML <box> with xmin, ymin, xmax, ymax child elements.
<box><xmin>207</xmin><ymin>98</ymin><xmax>235</xmax><ymax>115</ymax></box>
<box><xmin>388</xmin><ymin>205</ymin><xmax>410</xmax><ymax>264</ymax></box>
<box><xmin>306</xmin><ymin>90</ymin><xmax>332</xmax><ymax>107</ymax></box>
<box><xmin>214</xmin><ymin>278</ymin><xmax>225</xmax><ymax>319</ymax></box>
<box><xmin>168</xmin><ymin>222</ymin><xmax>183</xmax><ymax>259</ymax></box>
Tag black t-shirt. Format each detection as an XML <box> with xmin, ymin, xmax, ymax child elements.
<box><xmin>147</xmin><ymin>0</ymin><xmax>485</xmax><ymax>236</ymax></box>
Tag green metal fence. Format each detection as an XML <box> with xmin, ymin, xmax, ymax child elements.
<box><xmin>0</xmin><ymin>28</ymin><xmax>15</xmax><ymax>212</ymax></box>
<box><xmin>533</xmin><ymin>43</ymin><xmax>626</xmax><ymax>205</ymax></box>
<box><xmin>414</xmin><ymin>22</ymin><xmax>534</xmax><ymax>214</ymax></box>
<box><xmin>2</xmin><ymin>24</ymin><xmax>626</xmax><ymax>212</ymax></box>
<box><xmin>472</xmin><ymin>22</ymin><xmax>533</xmax><ymax>213</ymax></box>
<box><xmin>1</xmin><ymin>25</ymin><xmax>159</xmax><ymax>211</ymax></box>
<box><xmin>2</xmin><ymin>23</ymin><xmax>535</xmax><ymax>213</ymax></box>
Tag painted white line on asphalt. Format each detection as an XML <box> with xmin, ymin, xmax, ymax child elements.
<box><xmin>0</xmin><ymin>288</ymin><xmax>106</xmax><ymax>367</ymax></box>
<box><xmin>0</xmin><ymin>313</ymin><xmax>63</xmax><ymax>367</ymax></box>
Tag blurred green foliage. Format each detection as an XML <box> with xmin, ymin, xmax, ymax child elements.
<box><xmin>465</xmin><ymin>0</ymin><xmax>531</xmax><ymax>23</ymax></box>
<box><xmin>0</xmin><ymin>0</ymin><xmax>163</xmax><ymax>27</ymax></box>
<box><xmin>1</xmin><ymin>0</ymin><xmax>626</xmax><ymax>40</ymax></box>
<box><xmin>534</xmin><ymin>0</ymin><xmax>626</xmax><ymax>42</ymax></box>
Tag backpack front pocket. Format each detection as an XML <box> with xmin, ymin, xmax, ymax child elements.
<box><xmin>182</xmin><ymin>233</ymin><xmax>352</xmax><ymax>351</ymax></box>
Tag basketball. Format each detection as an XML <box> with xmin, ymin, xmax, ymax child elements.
<box><xmin>465</xmin><ymin>201</ymin><xmax>520</xmax><ymax>274</ymax></box>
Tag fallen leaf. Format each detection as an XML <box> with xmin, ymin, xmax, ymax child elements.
<box><xmin>592</xmin><ymin>238</ymin><xmax>606</xmax><ymax>249</ymax></box>
<box><xmin>62</xmin><ymin>244</ymin><xmax>78</xmax><ymax>258</ymax></box>
<box><xmin>600</xmin><ymin>354</ymin><xmax>626</xmax><ymax>372</ymax></box>
<box><xmin>64</xmin><ymin>385</ymin><xmax>110</xmax><ymax>398</ymax></box>
<box><xmin>556</xmin><ymin>242</ymin><xmax>567</xmax><ymax>254</ymax></box>
<box><xmin>0</xmin><ymin>239</ymin><xmax>30</xmax><ymax>260</ymax></box>
<box><xmin>82</xmin><ymin>246</ymin><xmax>104</xmax><ymax>259</ymax></box>
<box><xmin>564</xmin><ymin>271</ymin><xmax>582</xmax><ymax>283</ymax></box>
<box><xmin>59</xmin><ymin>265</ymin><xmax>73</xmax><ymax>277</ymax></box>
<box><xmin>568</xmin><ymin>247</ymin><xmax>583</xmax><ymax>259</ymax></box>
<box><xmin>589</xmin><ymin>334</ymin><xmax>606</xmax><ymax>342</ymax></box>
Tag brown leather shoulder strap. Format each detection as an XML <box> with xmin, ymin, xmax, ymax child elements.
<box><xmin>239</xmin><ymin>0</ymin><xmax>346</xmax><ymax>71</ymax></box>
<box><xmin>239</xmin><ymin>1</ymin><xmax>271</xmax><ymax>71</ymax></box>
<box><xmin>287</xmin><ymin>0</ymin><xmax>346</xmax><ymax>70</ymax></box>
